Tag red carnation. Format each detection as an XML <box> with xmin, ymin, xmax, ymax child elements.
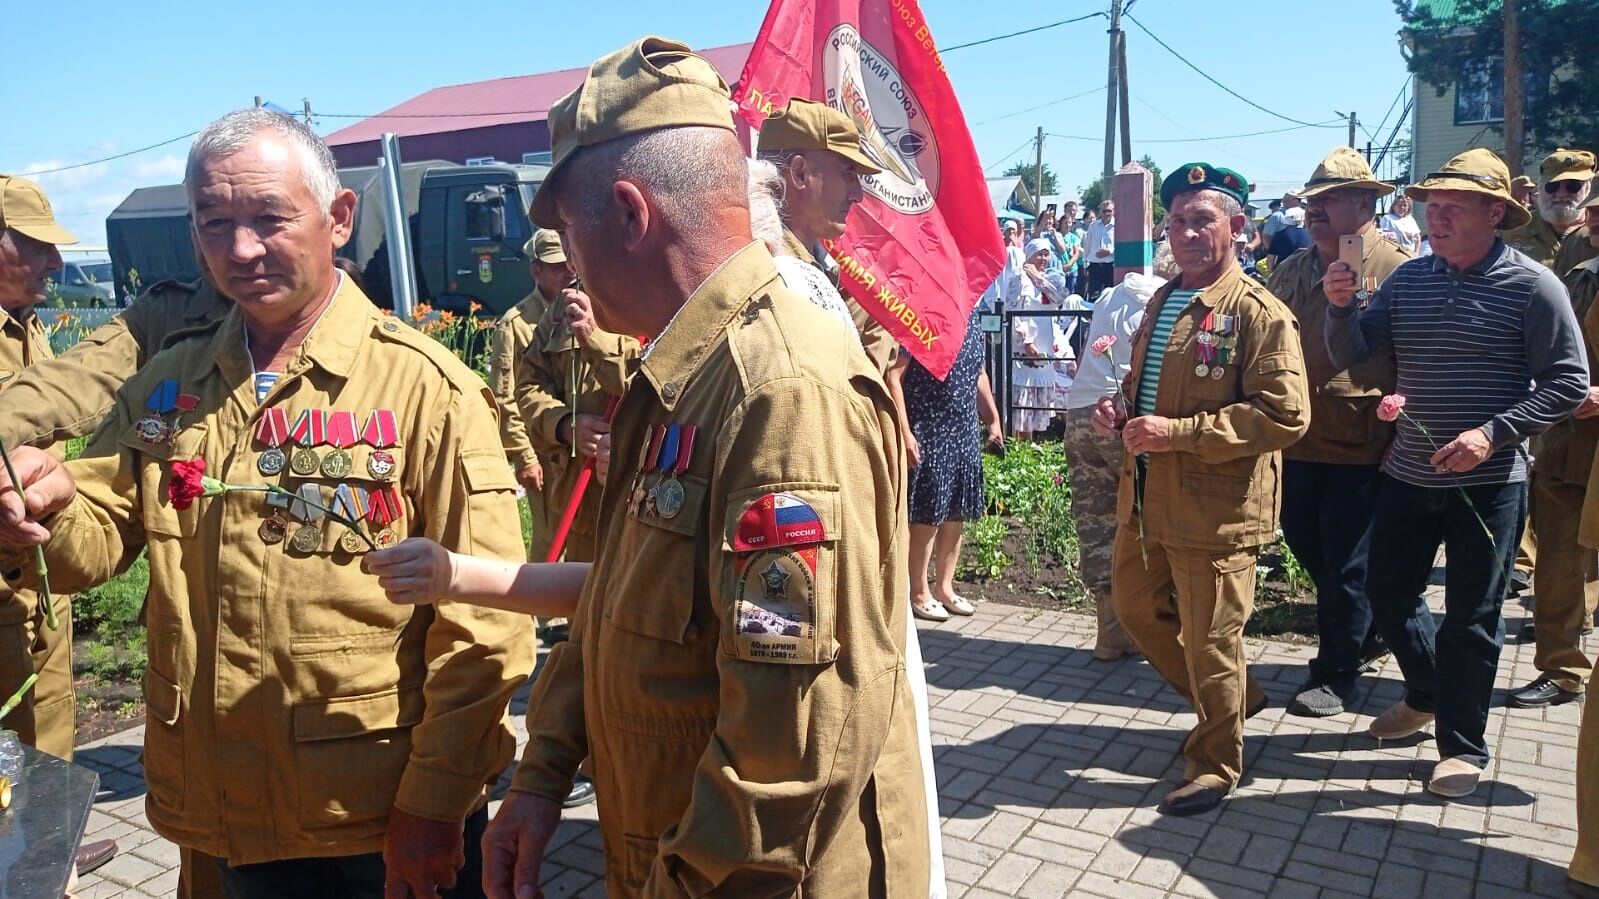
<box><xmin>168</xmin><ymin>459</ymin><xmax>207</xmax><ymax>510</ymax></box>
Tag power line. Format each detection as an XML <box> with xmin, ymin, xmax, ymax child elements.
<box><xmin>1123</xmin><ymin>12</ymin><xmax>1322</xmax><ymax>127</ymax></box>
<box><xmin>942</xmin><ymin>11</ymin><xmax>1109</xmax><ymax>53</ymax></box>
<box><xmin>984</xmin><ymin>137</ymin><xmax>1037</xmax><ymax>174</ymax></box>
<box><xmin>19</xmin><ymin>132</ymin><xmax>199</xmax><ymax>177</ymax></box>
<box><xmin>1366</xmin><ymin>80</ymin><xmax>1410</xmax><ymax>145</ymax></box>
<box><xmin>971</xmin><ymin>87</ymin><xmax>1106</xmax><ymax>126</ymax></box>
<box><xmin>1047</xmin><ymin>119</ymin><xmax>1339</xmax><ymax>145</ymax></box>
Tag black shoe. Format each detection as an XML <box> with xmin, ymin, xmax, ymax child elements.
<box><xmin>563</xmin><ymin>775</ymin><xmax>596</xmax><ymax>808</ymax></box>
<box><xmin>1569</xmin><ymin>876</ymin><xmax>1599</xmax><ymax>899</ymax></box>
<box><xmin>1289</xmin><ymin>684</ymin><xmax>1347</xmax><ymax>718</ymax></box>
<box><xmin>1357</xmin><ymin>640</ymin><xmax>1391</xmax><ymax>674</ymax></box>
<box><xmin>1510</xmin><ymin>569</ymin><xmax>1532</xmax><ymax>594</ymax></box>
<box><xmin>1157</xmin><ymin>784</ymin><xmax>1227</xmax><ymax>817</ymax></box>
<box><xmin>1508</xmin><ymin>676</ymin><xmax>1582</xmax><ymax>709</ymax></box>
<box><xmin>75</xmin><ymin>838</ymin><xmax>118</xmax><ymax>874</ymax></box>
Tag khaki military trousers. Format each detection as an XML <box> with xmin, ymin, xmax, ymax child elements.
<box><xmin>0</xmin><ymin>596</ymin><xmax>74</xmax><ymax>759</ymax></box>
<box><xmin>1574</xmin><ymin>691</ymin><xmax>1599</xmax><ymax>889</ymax></box>
<box><xmin>1112</xmin><ymin>527</ymin><xmax>1265</xmax><ymax>791</ymax></box>
<box><xmin>1531</xmin><ymin>460</ymin><xmax>1599</xmax><ymax>692</ymax></box>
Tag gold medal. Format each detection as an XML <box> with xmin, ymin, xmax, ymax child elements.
<box><xmin>1194</xmin><ymin>363</ymin><xmax>1210</xmax><ymax>378</ymax></box>
<box><xmin>368</xmin><ymin>449</ymin><xmax>396</xmax><ymax>481</ymax></box>
<box><xmin>290</xmin><ymin>447</ymin><xmax>321</xmax><ymax>476</ymax></box>
<box><xmin>374</xmin><ymin>529</ymin><xmax>399</xmax><ymax>548</ymax></box>
<box><xmin>654</xmin><ymin>477</ymin><xmax>685</xmax><ymax>519</ymax></box>
<box><xmin>339</xmin><ymin>528</ymin><xmax>368</xmax><ymax>554</ymax></box>
<box><xmin>290</xmin><ymin>523</ymin><xmax>322</xmax><ymax>553</ymax></box>
<box><xmin>321</xmin><ymin>449</ymin><xmax>353</xmax><ymax>479</ymax></box>
<box><xmin>1210</xmin><ymin>365</ymin><xmax>1225</xmax><ymax>380</ymax></box>
<box><xmin>259</xmin><ymin>515</ymin><xmax>289</xmax><ymax>545</ymax></box>
<box><xmin>258</xmin><ymin>447</ymin><xmax>287</xmax><ymax>476</ymax></box>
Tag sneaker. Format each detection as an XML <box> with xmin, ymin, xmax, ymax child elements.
<box><xmin>564</xmin><ymin>775</ymin><xmax>597</xmax><ymax>808</ymax></box>
<box><xmin>1427</xmin><ymin>756</ymin><xmax>1482</xmax><ymax>798</ymax></box>
<box><xmin>1510</xmin><ymin>569</ymin><xmax>1532</xmax><ymax>594</ymax></box>
<box><xmin>1368</xmin><ymin>700</ymin><xmax>1433</xmax><ymax>740</ymax></box>
<box><xmin>1289</xmin><ymin>684</ymin><xmax>1346</xmax><ymax>718</ymax></box>
<box><xmin>1356</xmin><ymin>638</ymin><xmax>1391</xmax><ymax>674</ymax></box>
<box><xmin>1507</xmin><ymin>675</ymin><xmax>1582</xmax><ymax>709</ymax></box>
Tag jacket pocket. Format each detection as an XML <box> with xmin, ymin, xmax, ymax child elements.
<box><xmin>141</xmin><ymin>667</ymin><xmax>186</xmax><ymax>814</ymax></box>
<box><xmin>602</xmin><ymin>476</ymin><xmax>706</xmax><ymax>644</ymax></box>
<box><xmin>119</xmin><ymin>425</ymin><xmax>203</xmax><ymax>540</ymax></box>
<box><xmin>293</xmin><ymin>685</ymin><xmax>423</xmax><ymax>826</ymax></box>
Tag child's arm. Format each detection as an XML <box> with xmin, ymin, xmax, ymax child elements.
<box><xmin>365</xmin><ymin>538</ymin><xmax>590</xmax><ymax>616</ymax></box>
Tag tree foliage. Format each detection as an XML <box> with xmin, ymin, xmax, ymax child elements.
<box><xmin>1395</xmin><ymin>0</ymin><xmax>1599</xmax><ymax>158</ymax></box>
<box><xmin>1003</xmin><ymin>161</ymin><xmax>1058</xmax><ymax>200</ymax></box>
<box><xmin>1079</xmin><ymin>155</ymin><xmax>1166</xmax><ymax>222</ymax></box>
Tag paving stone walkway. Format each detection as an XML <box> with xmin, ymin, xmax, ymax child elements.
<box><xmin>70</xmin><ymin>581</ymin><xmax>1591</xmax><ymax>898</ymax></box>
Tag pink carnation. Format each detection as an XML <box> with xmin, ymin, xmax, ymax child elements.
<box><xmin>1090</xmin><ymin>334</ymin><xmax>1117</xmax><ymax>356</ymax></box>
<box><xmin>1377</xmin><ymin>394</ymin><xmax>1407</xmax><ymax>422</ymax></box>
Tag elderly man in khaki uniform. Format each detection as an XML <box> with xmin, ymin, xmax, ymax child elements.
<box><xmin>1267</xmin><ymin>148</ymin><xmax>1411</xmax><ymax>718</ymax></box>
<box><xmin>514</xmin><ymin>236</ymin><xmax>638</xmax><ymax>568</ymax></box>
<box><xmin>482</xmin><ymin>37</ymin><xmax>929</xmax><ymax>898</ymax></box>
<box><xmin>487</xmin><ymin>232</ymin><xmax>558</xmax><ymax>553</ymax></box>
<box><xmin>0</xmin><ymin>109</ymin><xmax>533</xmax><ymax>898</ymax></box>
<box><xmin>753</xmin><ymin>98</ymin><xmax>899</xmax><ymax>378</ymax></box>
<box><xmin>1094</xmin><ymin>163</ymin><xmax>1309</xmax><ymax>817</ymax></box>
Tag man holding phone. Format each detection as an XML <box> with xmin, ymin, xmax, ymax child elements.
<box><xmin>1266</xmin><ymin>147</ymin><xmax>1412</xmax><ymax>718</ymax></box>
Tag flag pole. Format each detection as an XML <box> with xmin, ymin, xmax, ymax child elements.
<box><xmin>543</xmin><ymin>395</ymin><xmax>621</xmax><ymax>563</ymax></box>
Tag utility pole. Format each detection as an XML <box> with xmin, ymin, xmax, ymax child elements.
<box><xmin>1503</xmin><ymin>0</ymin><xmax>1525</xmax><ymax>174</ymax></box>
<box><xmin>303</xmin><ymin>99</ymin><xmax>314</xmax><ymax>127</ymax></box>
<box><xmin>253</xmin><ymin>96</ymin><xmax>262</xmax><ymax>108</ymax></box>
<box><xmin>1117</xmin><ymin>27</ymin><xmax>1132</xmax><ymax>167</ymax></box>
<box><xmin>1103</xmin><ymin>0</ymin><xmax>1123</xmax><ymax>183</ymax></box>
<box><xmin>1347</xmin><ymin>111</ymin><xmax>1357</xmax><ymax>148</ymax></box>
<box><xmin>1033</xmin><ymin>126</ymin><xmax>1045</xmax><ymax>215</ymax></box>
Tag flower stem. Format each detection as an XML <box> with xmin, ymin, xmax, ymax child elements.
<box><xmin>0</xmin><ymin>439</ymin><xmax>55</xmax><ymax>630</ymax></box>
<box><xmin>1400</xmin><ymin>411</ymin><xmax>1510</xmax><ymax>585</ymax></box>
<box><xmin>224</xmin><ymin>484</ymin><xmax>378</xmax><ymax>551</ymax></box>
<box><xmin>0</xmin><ymin>673</ymin><xmax>38</xmax><ymax>722</ymax></box>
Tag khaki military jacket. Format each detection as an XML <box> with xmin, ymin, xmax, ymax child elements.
<box><xmin>1508</xmin><ymin>216</ymin><xmax>1571</xmax><ymax>268</ymax></box>
<box><xmin>512</xmin><ymin>243</ymin><xmax>929</xmax><ymax>897</ymax></box>
<box><xmin>488</xmin><ymin>291</ymin><xmax>548</xmax><ymax>473</ymax></box>
<box><xmin>1555</xmin><ymin>226</ymin><xmax>1597</xmax><ymax>281</ymax></box>
<box><xmin>1118</xmin><ymin>262</ymin><xmax>1311</xmax><ymax>550</ymax></box>
<box><xmin>0</xmin><ymin>305</ymin><xmax>58</xmax><ymax>627</ymax></box>
<box><xmin>513</xmin><ymin>297</ymin><xmax>637</xmax><ymax>548</ymax></box>
<box><xmin>1268</xmin><ymin>229</ymin><xmax>1408</xmax><ymax>465</ymax></box>
<box><xmin>0</xmin><ymin>279</ymin><xmax>231</xmax><ymax>450</ymax></box>
<box><xmin>8</xmin><ymin>279</ymin><xmax>533</xmax><ymax>864</ymax></box>
<box><xmin>780</xmin><ymin>228</ymin><xmax>899</xmax><ymax>377</ymax></box>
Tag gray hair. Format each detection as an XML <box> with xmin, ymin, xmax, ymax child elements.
<box><xmin>747</xmin><ymin>158</ymin><xmax>786</xmax><ymax>251</ymax></box>
<box><xmin>186</xmin><ymin>108</ymin><xmax>341</xmax><ymax>213</ymax></box>
<box><xmin>561</xmin><ymin>127</ymin><xmax>748</xmax><ymax>231</ymax></box>
<box><xmin>1152</xmin><ymin>240</ymin><xmax>1179</xmax><ymax>279</ymax></box>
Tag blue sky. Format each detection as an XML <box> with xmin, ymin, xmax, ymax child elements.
<box><xmin>3</xmin><ymin>0</ymin><xmax>1414</xmax><ymax>247</ymax></box>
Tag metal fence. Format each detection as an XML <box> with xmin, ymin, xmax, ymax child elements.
<box><xmin>984</xmin><ymin>307</ymin><xmax>1096</xmax><ymax>434</ymax></box>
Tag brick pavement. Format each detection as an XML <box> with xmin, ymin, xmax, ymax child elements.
<box><xmin>69</xmin><ymin>581</ymin><xmax>1592</xmax><ymax>898</ymax></box>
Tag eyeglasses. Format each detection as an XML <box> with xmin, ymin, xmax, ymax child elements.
<box><xmin>1545</xmin><ymin>180</ymin><xmax>1587</xmax><ymax>195</ymax></box>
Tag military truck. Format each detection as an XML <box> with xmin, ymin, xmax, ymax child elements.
<box><xmin>105</xmin><ymin>161</ymin><xmax>549</xmax><ymax>315</ymax></box>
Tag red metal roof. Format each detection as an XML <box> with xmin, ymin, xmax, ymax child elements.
<box><xmin>325</xmin><ymin>42</ymin><xmax>753</xmax><ymax>147</ymax></box>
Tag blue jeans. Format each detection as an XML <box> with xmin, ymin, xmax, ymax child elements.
<box><xmin>1280</xmin><ymin>461</ymin><xmax>1382</xmax><ymax>697</ymax></box>
<box><xmin>1364</xmin><ymin>475</ymin><xmax>1525</xmax><ymax>768</ymax></box>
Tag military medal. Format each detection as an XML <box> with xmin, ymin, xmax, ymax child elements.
<box><xmin>654</xmin><ymin>424</ymin><xmax>696</xmax><ymax>520</ymax></box>
<box><xmin>1194</xmin><ymin>363</ymin><xmax>1210</xmax><ymax>378</ymax></box>
<box><xmin>333</xmin><ymin>484</ymin><xmax>370</xmax><ymax>553</ymax></box>
<box><xmin>170</xmin><ymin>393</ymin><xmax>200</xmax><ymax>442</ymax></box>
<box><xmin>289</xmin><ymin>483</ymin><xmax>325</xmax><ymax>553</ymax></box>
<box><xmin>362</xmin><ymin>410</ymin><xmax>399</xmax><ymax>480</ymax></box>
<box><xmin>259</xmin><ymin>514</ymin><xmax>288</xmax><ymax>544</ymax></box>
<box><xmin>368</xmin><ymin>485</ymin><xmax>402</xmax><ymax>549</ymax></box>
<box><xmin>644</xmin><ymin>424</ymin><xmax>677</xmax><ymax>517</ymax></box>
<box><xmin>288</xmin><ymin>410</ymin><xmax>324</xmax><ymax>476</ymax></box>
<box><xmin>322</xmin><ymin>411</ymin><xmax>357</xmax><ymax>478</ymax></box>
<box><xmin>628</xmin><ymin>427</ymin><xmax>657</xmax><ymax>515</ymax></box>
<box><xmin>255</xmin><ymin>408</ymin><xmax>290</xmax><ymax>475</ymax></box>
<box><xmin>137</xmin><ymin>379</ymin><xmax>180</xmax><ymax>444</ymax></box>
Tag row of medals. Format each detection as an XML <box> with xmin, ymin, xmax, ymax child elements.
<box><xmin>256</xmin><ymin>445</ymin><xmax>397</xmax><ymax>554</ymax></box>
<box><xmin>1194</xmin><ymin>329</ymin><xmax>1235</xmax><ymax>380</ymax></box>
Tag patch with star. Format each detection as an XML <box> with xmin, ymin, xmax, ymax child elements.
<box><xmin>732</xmin><ymin>547</ymin><xmax>821</xmax><ymax>663</ymax></box>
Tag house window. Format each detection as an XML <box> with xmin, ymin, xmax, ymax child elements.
<box><xmin>465</xmin><ymin>156</ymin><xmax>497</xmax><ymax>166</ymax></box>
<box><xmin>1455</xmin><ymin>57</ymin><xmax>1503</xmax><ymax>124</ymax></box>
<box><xmin>521</xmin><ymin>151</ymin><xmax>552</xmax><ymax>165</ymax></box>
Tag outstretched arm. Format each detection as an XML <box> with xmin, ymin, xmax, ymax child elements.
<box><xmin>366</xmin><ymin>537</ymin><xmax>589</xmax><ymax>615</ymax></box>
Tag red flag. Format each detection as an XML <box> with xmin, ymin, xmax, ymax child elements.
<box><xmin>735</xmin><ymin>0</ymin><xmax>1004</xmax><ymax>379</ymax></box>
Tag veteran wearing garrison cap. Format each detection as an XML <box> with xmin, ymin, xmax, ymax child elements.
<box><xmin>1093</xmin><ymin>163</ymin><xmax>1309</xmax><ymax>817</ymax></box>
<box><xmin>1267</xmin><ymin>147</ymin><xmax>1411</xmax><ymax>718</ymax></box>
<box><xmin>488</xmin><ymin>37</ymin><xmax>929</xmax><ymax>898</ymax></box>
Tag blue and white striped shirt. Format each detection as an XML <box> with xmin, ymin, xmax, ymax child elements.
<box><xmin>1325</xmin><ymin>240</ymin><xmax>1588</xmax><ymax>487</ymax></box>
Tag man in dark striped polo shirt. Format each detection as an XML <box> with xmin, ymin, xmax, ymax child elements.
<box><xmin>1324</xmin><ymin>149</ymin><xmax>1589</xmax><ymax>800</ymax></box>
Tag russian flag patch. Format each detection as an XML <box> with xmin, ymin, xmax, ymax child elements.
<box><xmin>733</xmin><ymin>492</ymin><xmax>828</xmax><ymax>552</ymax></box>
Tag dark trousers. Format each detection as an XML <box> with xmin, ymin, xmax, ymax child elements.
<box><xmin>1086</xmin><ymin>261</ymin><xmax>1114</xmax><ymax>298</ymax></box>
<box><xmin>217</xmin><ymin>807</ymin><xmax>489</xmax><ymax>899</ymax></box>
<box><xmin>1364</xmin><ymin>475</ymin><xmax>1525</xmax><ymax>768</ymax></box>
<box><xmin>1280</xmin><ymin>461</ymin><xmax>1383</xmax><ymax>696</ymax></box>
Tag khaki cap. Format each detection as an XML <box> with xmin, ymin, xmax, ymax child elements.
<box><xmin>1296</xmin><ymin>146</ymin><xmax>1395</xmax><ymax>199</ymax></box>
<box><xmin>756</xmin><ymin>98</ymin><xmax>882</xmax><ymax>175</ymax></box>
<box><xmin>530</xmin><ymin>37</ymin><xmax>734</xmax><ymax>229</ymax></box>
<box><xmin>1405</xmin><ymin>148</ymin><xmax>1531</xmax><ymax>231</ymax></box>
<box><xmin>0</xmin><ymin>175</ymin><xmax>77</xmax><ymax>246</ymax></box>
<box><xmin>524</xmin><ymin>228</ymin><xmax>566</xmax><ymax>264</ymax></box>
<box><xmin>1540</xmin><ymin>148</ymin><xmax>1597</xmax><ymax>184</ymax></box>
<box><xmin>1511</xmin><ymin>175</ymin><xmax>1537</xmax><ymax>193</ymax></box>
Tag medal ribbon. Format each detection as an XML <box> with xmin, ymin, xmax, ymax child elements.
<box><xmin>333</xmin><ymin>484</ymin><xmax>368</xmax><ymax>521</ymax></box>
<box><xmin>672</xmin><ymin>425</ymin><xmax>697</xmax><ymax>476</ymax></box>
<box><xmin>175</xmin><ymin>393</ymin><xmax>200</xmax><ymax>412</ymax></box>
<box><xmin>256</xmin><ymin>408</ymin><xmax>290</xmax><ymax>448</ymax></box>
<box><xmin>656</xmin><ymin>424</ymin><xmax>680</xmax><ymax>474</ymax></box>
<box><xmin>326</xmin><ymin>411</ymin><xmax>358</xmax><ymax>449</ymax></box>
<box><xmin>291</xmin><ymin>484</ymin><xmax>326</xmax><ymax>522</ymax></box>
<box><xmin>367</xmin><ymin>486</ymin><xmax>401</xmax><ymax>528</ymax></box>
<box><xmin>644</xmin><ymin>425</ymin><xmax>667</xmax><ymax>473</ymax></box>
<box><xmin>361</xmin><ymin>410</ymin><xmax>398</xmax><ymax>447</ymax></box>
<box><xmin>289</xmin><ymin>410</ymin><xmax>325</xmax><ymax>447</ymax></box>
<box><xmin>146</xmin><ymin>379</ymin><xmax>179</xmax><ymax>414</ymax></box>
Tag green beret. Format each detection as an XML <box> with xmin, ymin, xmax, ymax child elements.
<box><xmin>1160</xmin><ymin>162</ymin><xmax>1250</xmax><ymax>210</ymax></box>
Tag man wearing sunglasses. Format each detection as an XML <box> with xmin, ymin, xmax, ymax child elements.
<box><xmin>1509</xmin><ymin>148</ymin><xmax>1595</xmax><ymax>269</ymax></box>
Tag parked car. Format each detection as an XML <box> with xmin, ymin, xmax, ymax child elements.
<box><xmin>47</xmin><ymin>260</ymin><xmax>117</xmax><ymax>306</ymax></box>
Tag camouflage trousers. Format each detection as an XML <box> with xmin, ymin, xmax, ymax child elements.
<box><xmin>1065</xmin><ymin>408</ymin><xmax>1135</xmax><ymax>653</ymax></box>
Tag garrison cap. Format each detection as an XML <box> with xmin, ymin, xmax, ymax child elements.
<box><xmin>1160</xmin><ymin>162</ymin><xmax>1250</xmax><ymax>210</ymax></box>
<box><xmin>1406</xmin><ymin>148</ymin><xmax>1531</xmax><ymax>231</ymax></box>
<box><xmin>756</xmin><ymin>98</ymin><xmax>882</xmax><ymax>175</ymax></box>
<box><xmin>530</xmin><ymin>37</ymin><xmax>734</xmax><ymax>229</ymax></box>
<box><xmin>0</xmin><ymin>175</ymin><xmax>77</xmax><ymax>246</ymax></box>
<box><xmin>1296</xmin><ymin>146</ymin><xmax>1395</xmax><ymax>199</ymax></box>
<box><xmin>1540</xmin><ymin>148</ymin><xmax>1597</xmax><ymax>184</ymax></box>
<box><xmin>524</xmin><ymin>228</ymin><xmax>567</xmax><ymax>264</ymax></box>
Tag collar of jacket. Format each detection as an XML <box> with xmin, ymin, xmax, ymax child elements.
<box><xmin>0</xmin><ymin>302</ymin><xmax>30</xmax><ymax>337</ymax></box>
<box><xmin>1157</xmin><ymin>258</ymin><xmax>1249</xmax><ymax>310</ymax></box>
<box><xmin>780</xmin><ymin>226</ymin><xmax>818</xmax><ymax>267</ymax></box>
<box><xmin>209</xmin><ymin>273</ymin><xmax>373</xmax><ymax>381</ymax></box>
<box><xmin>640</xmin><ymin>241</ymin><xmax>782</xmax><ymax>412</ymax></box>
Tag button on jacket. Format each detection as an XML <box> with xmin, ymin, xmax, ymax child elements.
<box><xmin>1268</xmin><ymin>230</ymin><xmax>1408</xmax><ymax>466</ymax></box>
<box><xmin>512</xmin><ymin>242</ymin><xmax>930</xmax><ymax>897</ymax></box>
<box><xmin>1118</xmin><ymin>262</ymin><xmax>1311</xmax><ymax>549</ymax></box>
<box><xmin>11</xmin><ymin>279</ymin><xmax>533</xmax><ymax>864</ymax></box>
